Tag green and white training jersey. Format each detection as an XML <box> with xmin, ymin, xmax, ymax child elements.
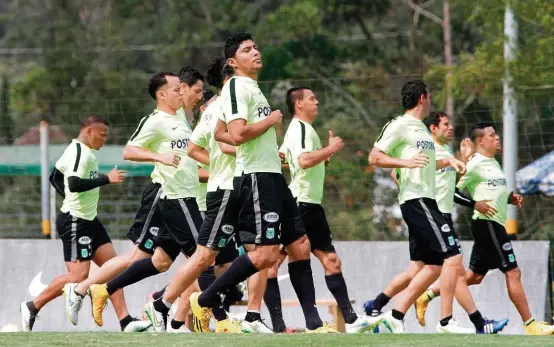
<box><xmin>435</xmin><ymin>143</ymin><xmax>456</xmax><ymax>214</ymax></box>
<box><xmin>189</xmin><ymin>109</ymin><xmax>212</xmax><ymax>211</ymax></box>
<box><xmin>196</xmin><ymin>165</ymin><xmax>208</xmax><ymax>211</ymax></box>
<box><xmin>280</xmin><ymin>118</ymin><xmax>325</xmax><ymax>204</ymax></box>
<box><xmin>127</xmin><ymin>109</ymin><xmax>198</xmax><ymax>199</ymax></box>
<box><xmin>56</xmin><ymin>139</ymin><xmax>100</xmax><ymax>221</ymax></box>
<box><xmin>374</xmin><ymin>114</ymin><xmax>436</xmax><ymax>204</ymax></box>
<box><xmin>220</xmin><ymin>76</ymin><xmax>281</xmax><ymax>174</ymax></box>
<box><xmin>457</xmin><ymin>152</ymin><xmax>510</xmax><ymax>226</ymax></box>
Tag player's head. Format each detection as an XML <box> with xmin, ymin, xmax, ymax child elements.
<box><xmin>80</xmin><ymin>114</ymin><xmax>109</xmax><ymax>150</ymax></box>
<box><xmin>424</xmin><ymin>111</ymin><xmax>453</xmax><ymax>144</ymax></box>
<box><xmin>401</xmin><ymin>80</ymin><xmax>431</xmax><ymax>116</ymax></box>
<box><xmin>286</xmin><ymin>87</ymin><xmax>319</xmax><ymax>120</ymax></box>
<box><xmin>470</xmin><ymin>122</ymin><xmax>501</xmax><ymax>154</ymax></box>
<box><xmin>179</xmin><ymin>66</ymin><xmax>204</xmax><ymax>111</ymax></box>
<box><xmin>148</xmin><ymin>72</ymin><xmax>182</xmax><ymax>111</ymax></box>
<box><xmin>224</xmin><ymin>32</ymin><xmax>262</xmax><ymax>77</ymax></box>
<box><xmin>205</xmin><ymin>56</ymin><xmax>226</xmax><ymax>91</ymax></box>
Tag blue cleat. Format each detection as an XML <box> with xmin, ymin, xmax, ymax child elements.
<box><xmin>477</xmin><ymin>318</ymin><xmax>509</xmax><ymax>334</ymax></box>
<box><xmin>363</xmin><ymin>299</ymin><xmax>383</xmax><ymax>333</ymax></box>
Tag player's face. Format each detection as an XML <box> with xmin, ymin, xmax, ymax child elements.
<box><xmin>480</xmin><ymin>126</ymin><xmax>501</xmax><ymax>153</ymax></box>
<box><xmin>231</xmin><ymin>40</ymin><xmax>262</xmax><ymax>74</ymax></box>
<box><xmin>181</xmin><ymin>80</ymin><xmax>204</xmax><ymax>111</ymax></box>
<box><xmin>159</xmin><ymin>75</ymin><xmax>183</xmax><ymax>111</ymax></box>
<box><xmin>434</xmin><ymin>116</ymin><xmax>453</xmax><ymax>142</ymax></box>
<box><xmin>301</xmin><ymin>89</ymin><xmax>319</xmax><ymax>120</ymax></box>
<box><xmin>87</xmin><ymin>123</ymin><xmax>109</xmax><ymax>150</ymax></box>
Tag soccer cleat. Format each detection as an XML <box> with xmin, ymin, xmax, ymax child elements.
<box><xmin>123</xmin><ymin>317</ymin><xmax>152</xmax><ymax>332</ymax></box>
<box><xmin>167</xmin><ymin>322</ymin><xmax>192</xmax><ymax>333</ymax></box>
<box><xmin>346</xmin><ymin>314</ymin><xmax>383</xmax><ymax>333</ymax></box>
<box><xmin>143</xmin><ymin>301</ymin><xmax>167</xmax><ymax>332</ymax></box>
<box><xmin>215</xmin><ymin>318</ymin><xmax>243</xmax><ymax>333</ymax></box>
<box><xmin>20</xmin><ymin>302</ymin><xmax>37</xmax><ymax>332</ymax></box>
<box><xmin>305</xmin><ymin>321</ymin><xmax>339</xmax><ymax>333</ymax></box>
<box><xmin>477</xmin><ymin>318</ymin><xmax>509</xmax><ymax>334</ymax></box>
<box><xmin>436</xmin><ymin>317</ymin><xmax>475</xmax><ymax>334</ymax></box>
<box><xmin>382</xmin><ymin>310</ymin><xmax>406</xmax><ymax>333</ymax></box>
<box><xmin>362</xmin><ymin>299</ymin><xmax>382</xmax><ymax>317</ymax></box>
<box><xmin>189</xmin><ymin>292</ymin><xmax>213</xmax><ymax>332</ymax></box>
<box><xmin>89</xmin><ymin>284</ymin><xmax>109</xmax><ymax>326</ymax></box>
<box><xmin>524</xmin><ymin>320</ymin><xmax>554</xmax><ymax>335</ymax></box>
<box><xmin>414</xmin><ymin>292</ymin><xmax>430</xmax><ymax>327</ymax></box>
<box><xmin>241</xmin><ymin>319</ymin><xmax>274</xmax><ymax>333</ymax></box>
<box><xmin>63</xmin><ymin>283</ymin><xmax>84</xmax><ymax>326</ymax></box>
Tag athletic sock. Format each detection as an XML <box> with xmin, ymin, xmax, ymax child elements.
<box><xmin>197</xmin><ymin>255</ymin><xmax>258</xmax><ymax>308</ymax></box>
<box><xmin>245</xmin><ymin>310</ymin><xmax>262</xmax><ymax>323</ymax></box>
<box><xmin>26</xmin><ymin>301</ymin><xmax>39</xmax><ymax>316</ymax></box>
<box><xmin>119</xmin><ymin>315</ymin><xmax>133</xmax><ymax>331</ymax></box>
<box><xmin>264</xmin><ymin>277</ymin><xmax>286</xmax><ymax>332</ymax></box>
<box><xmin>74</xmin><ymin>288</ymin><xmax>85</xmax><ymax>298</ymax></box>
<box><xmin>391</xmin><ymin>309</ymin><xmax>405</xmax><ymax>321</ymax></box>
<box><xmin>440</xmin><ymin>315</ymin><xmax>453</xmax><ymax>327</ymax></box>
<box><xmin>288</xmin><ymin>259</ymin><xmax>323</xmax><ymax>330</ymax></box>
<box><xmin>152</xmin><ymin>286</ymin><xmax>167</xmax><ymax>301</ymax></box>
<box><xmin>468</xmin><ymin>310</ymin><xmax>485</xmax><ymax>331</ymax></box>
<box><xmin>325</xmin><ymin>273</ymin><xmax>357</xmax><ymax>324</ymax></box>
<box><xmin>525</xmin><ymin>317</ymin><xmax>535</xmax><ymax>326</ymax></box>
<box><xmin>171</xmin><ymin>319</ymin><xmax>185</xmax><ymax>330</ymax></box>
<box><xmin>198</xmin><ymin>266</ymin><xmax>216</xmax><ymax>291</ymax></box>
<box><xmin>212</xmin><ymin>299</ymin><xmax>228</xmax><ymax>321</ymax></box>
<box><xmin>106</xmin><ymin>258</ymin><xmax>160</xmax><ymax>295</ymax></box>
<box><xmin>427</xmin><ymin>289</ymin><xmax>437</xmax><ymax>300</ymax></box>
<box><xmin>153</xmin><ymin>297</ymin><xmax>171</xmax><ymax>314</ymax></box>
<box><xmin>373</xmin><ymin>292</ymin><xmax>391</xmax><ymax>313</ymax></box>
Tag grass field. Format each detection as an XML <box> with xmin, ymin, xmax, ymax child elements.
<box><xmin>1</xmin><ymin>333</ymin><xmax>554</xmax><ymax>347</ymax></box>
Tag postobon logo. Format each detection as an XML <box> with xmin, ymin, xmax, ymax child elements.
<box><xmin>149</xmin><ymin>227</ymin><xmax>159</xmax><ymax>236</ymax></box>
<box><xmin>263</xmin><ymin>212</ymin><xmax>279</xmax><ymax>223</ymax></box>
<box><xmin>221</xmin><ymin>225</ymin><xmax>235</xmax><ymax>235</ymax></box>
<box><xmin>78</xmin><ymin>236</ymin><xmax>91</xmax><ymax>245</ymax></box>
<box><xmin>502</xmin><ymin>242</ymin><xmax>512</xmax><ymax>251</ymax></box>
<box><xmin>441</xmin><ymin>224</ymin><xmax>451</xmax><ymax>233</ymax></box>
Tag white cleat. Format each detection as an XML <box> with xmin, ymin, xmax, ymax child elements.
<box><xmin>63</xmin><ymin>283</ymin><xmax>84</xmax><ymax>326</ymax></box>
<box><xmin>346</xmin><ymin>314</ymin><xmax>383</xmax><ymax>333</ymax></box>
<box><xmin>382</xmin><ymin>310</ymin><xmax>406</xmax><ymax>333</ymax></box>
<box><xmin>123</xmin><ymin>318</ymin><xmax>153</xmax><ymax>332</ymax></box>
<box><xmin>143</xmin><ymin>301</ymin><xmax>167</xmax><ymax>332</ymax></box>
<box><xmin>167</xmin><ymin>323</ymin><xmax>192</xmax><ymax>333</ymax></box>
<box><xmin>241</xmin><ymin>319</ymin><xmax>274</xmax><ymax>333</ymax></box>
<box><xmin>20</xmin><ymin>302</ymin><xmax>36</xmax><ymax>332</ymax></box>
<box><xmin>436</xmin><ymin>317</ymin><xmax>475</xmax><ymax>334</ymax></box>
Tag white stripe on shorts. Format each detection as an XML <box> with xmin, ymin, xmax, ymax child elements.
<box><xmin>251</xmin><ymin>174</ymin><xmax>263</xmax><ymax>244</ymax></box>
<box><xmin>487</xmin><ymin>221</ymin><xmax>507</xmax><ymax>268</ymax></box>
<box><xmin>206</xmin><ymin>190</ymin><xmax>231</xmax><ymax>247</ymax></box>
<box><xmin>418</xmin><ymin>199</ymin><xmax>447</xmax><ymax>253</ymax></box>
<box><xmin>136</xmin><ymin>187</ymin><xmax>163</xmax><ymax>244</ymax></box>
<box><xmin>178</xmin><ymin>199</ymin><xmax>199</xmax><ymax>240</ymax></box>
<box><xmin>71</xmin><ymin>216</ymin><xmax>77</xmax><ymax>261</ymax></box>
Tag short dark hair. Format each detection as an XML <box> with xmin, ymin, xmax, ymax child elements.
<box><xmin>205</xmin><ymin>57</ymin><xmax>226</xmax><ymax>90</ymax></box>
<box><xmin>470</xmin><ymin>122</ymin><xmax>496</xmax><ymax>141</ymax></box>
<box><xmin>423</xmin><ymin>111</ymin><xmax>448</xmax><ymax>131</ymax></box>
<box><xmin>286</xmin><ymin>87</ymin><xmax>311</xmax><ymax>115</ymax></box>
<box><xmin>148</xmin><ymin>72</ymin><xmax>177</xmax><ymax>101</ymax></box>
<box><xmin>178</xmin><ymin>66</ymin><xmax>204</xmax><ymax>86</ymax></box>
<box><xmin>81</xmin><ymin>114</ymin><xmax>109</xmax><ymax>128</ymax></box>
<box><xmin>224</xmin><ymin>32</ymin><xmax>253</xmax><ymax>60</ymax></box>
<box><xmin>401</xmin><ymin>80</ymin><xmax>428</xmax><ymax>111</ymax></box>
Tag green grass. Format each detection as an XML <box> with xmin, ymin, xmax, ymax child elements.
<box><xmin>1</xmin><ymin>333</ymin><xmax>554</xmax><ymax>347</ymax></box>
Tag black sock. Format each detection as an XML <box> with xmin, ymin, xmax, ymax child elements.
<box><xmin>106</xmin><ymin>258</ymin><xmax>160</xmax><ymax>295</ymax></box>
<box><xmin>212</xmin><ymin>299</ymin><xmax>228</xmax><ymax>321</ymax></box>
<box><xmin>264</xmin><ymin>277</ymin><xmax>286</xmax><ymax>332</ymax></box>
<box><xmin>197</xmin><ymin>255</ymin><xmax>258</xmax><ymax>308</ymax></box>
<box><xmin>153</xmin><ymin>297</ymin><xmax>170</xmax><ymax>314</ymax></box>
<box><xmin>198</xmin><ymin>266</ymin><xmax>216</xmax><ymax>291</ymax></box>
<box><xmin>152</xmin><ymin>286</ymin><xmax>167</xmax><ymax>301</ymax></box>
<box><xmin>325</xmin><ymin>273</ymin><xmax>357</xmax><ymax>324</ymax></box>
<box><xmin>391</xmin><ymin>309</ymin><xmax>405</xmax><ymax>321</ymax></box>
<box><xmin>26</xmin><ymin>301</ymin><xmax>39</xmax><ymax>316</ymax></box>
<box><xmin>119</xmin><ymin>315</ymin><xmax>133</xmax><ymax>331</ymax></box>
<box><xmin>440</xmin><ymin>315</ymin><xmax>453</xmax><ymax>327</ymax></box>
<box><xmin>245</xmin><ymin>311</ymin><xmax>261</xmax><ymax>323</ymax></box>
<box><xmin>288</xmin><ymin>260</ymin><xmax>323</xmax><ymax>330</ymax></box>
<box><xmin>373</xmin><ymin>292</ymin><xmax>391</xmax><ymax>313</ymax></box>
<box><xmin>469</xmin><ymin>310</ymin><xmax>485</xmax><ymax>331</ymax></box>
<box><xmin>171</xmin><ymin>319</ymin><xmax>185</xmax><ymax>329</ymax></box>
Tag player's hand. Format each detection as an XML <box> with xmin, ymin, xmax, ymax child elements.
<box><xmin>509</xmin><ymin>192</ymin><xmax>524</xmax><ymax>208</ymax></box>
<box><xmin>328</xmin><ymin>130</ymin><xmax>344</xmax><ymax>153</ymax></box>
<box><xmin>460</xmin><ymin>138</ymin><xmax>474</xmax><ymax>162</ymax></box>
<box><xmin>475</xmin><ymin>200</ymin><xmax>497</xmax><ymax>217</ymax></box>
<box><xmin>405</xmin><ymin>150</ymin><xmax>430</xmax><ymax>168</ymax></box>
<box><xmin>325</xmin><ymin>156</ymin><xmax>331</xmax><ymax>166</ymax></box>
<box><xmin>448</xmin><ymin>157</ymin><xmax>466</xmax><ymax>174</ymax></box>
<box><xmin>268</xmin><ymin>110</ymin><xmax>283</xmax><ymax>127</ymax></box>
<box><xmin>108</xmin><ymin>165</ymin><xmax>126</xmax><ymax>184</ymax></box>
<box><xmin>279</xmin><ymin>152</ymin><xmax>286</xmax><ymax>164</ymax></box>
<box><xmin>158</xmin><ymin>152</ymin><xmax>181</xmax><ymax>168</ymax></box>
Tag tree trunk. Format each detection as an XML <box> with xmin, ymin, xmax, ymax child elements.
<box><xmin>443</xmin><ymin>0</ymin><xmax>454</xmax><ymax>121</ymax></box>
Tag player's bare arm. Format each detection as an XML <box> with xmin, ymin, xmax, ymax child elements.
<box><xmin>368</xmin><ymin>147</ymin><xmax>429</xmax><ymax>169</ymax></box>
<box><xmin>436</xmin><ymin>157</ymin><xmax>466</xmax><ymax>174</ymax></box>
<box><xmin>123</xmin><ymin>145</ymin><xmax>180</xmax><ymax>168</ymax></box>
<box><xmin>298</xmin><ymin>130</ymin><xmax>344</xmax><ymax>169</ymax></box>
<box><xmin>218</xmin><ymin>141</ymin><xmax>236</xmax><ymax>157</ymax></box>
<box><xmin>198</xmin><ymin>167</ymin><xmax>209</xmax><ymax>183</ymax></box>
<box><xmin>214</xmin><ymin>118</ymin><xmax>235</xmax><ymax>146</ymax></box>
<box><xmin>187</xmin><ymin>142</ymin><xmax>210</xmax><ymax>166</ymax></box>
<box><xmin>226</xmin><ymin>110</ymin><xmax>282</xmax><ymax>145</ymax></box>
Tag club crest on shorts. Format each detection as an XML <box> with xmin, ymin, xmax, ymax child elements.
<box><xmin>508</xmin><ymin>254</ymin><xmax>516</xmax><ymax>263</ymax></box>
<box><xmin>266</xmin><ymin>227</ymin><xmax>275</xmax><ymax>239</ymax></box>
<box><xmin>81</xmin><ymin>249</ymin><xmax>89</xmax><ymax>258</ymax></box>
<box><xmin>441</xmin><ymin>224</ymin><xmax>451</xmax><ymax>233</ymax></box>
<box><xmin>218</xmin><ymin>238</ymin><xmax>227</xmax><ymax>247</ymax></box>
<box><xmin>221</xmin><ymin>225</ymin><xmax>234</xmax><ymax>235</ymax></box>
<box><xmin>448</xmin><ymin>236</ymin><xmax>455</xmax><ymax>246</ymax></box>
<box><xmin>263</xmin><ymin>212</ymin><xmax>279</xmax><ymax>223</ymax></box>
<box><xmin>502</xmin><ymin>242</ymin><xmax>512</xmax><ymax>251</ymax></box>
<box><xmin>149</xmin><ymin>227</ymin><xmax>159</xmax><ymax>236</ymax></box>
<box><xmin>78</xmin><ymin>236</ymin><xmax>91</xmax><ymax>245</ymax></box>
<box><xmin>145</xmin><ymin>239</ymin><xmax>154</xmax><ymax>249</ymax></box>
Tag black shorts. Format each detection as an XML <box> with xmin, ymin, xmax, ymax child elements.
<box><xmin>157</xmin><ymin>197</ymin><xmax>202</xmax><ymax>259</ymax></box>
<box><xmin>237</xmin><ymin>173</ymin><xmax>306</xmax><ymax>246</ymax></box>
<box><xmin>443</xmin><ymin>213</ymin><xmax>462</xmax><ymax>255</ymax></box>
<box><xmin>197</xmin><ymin>189</ymin><xmax>240</xmax><ymax>250</ymax></box>
<box><xmin>57</xmin><ymin>212</ymin><xmax>112</xmax><ymax>262</ymax></box>
<box><xmin>401</xmin><ymin>198</ymin><xmax>460</xmax><ymax>266</ymax></box>
<box><xmin>127</xmin><ymin>183</ymin><xmax>164</xmax><ymax>255</ymax></box>
<box><xmin>469</xmin><ymin>219</ymin><xmax>518</xmax><ymax>275</ymax></box>
<box><xmin>215</xmin><ymin>235</ymin><xmax>240</xmax><ymax>266</ymax></box>
<box><xmin>299</xmin><ymin>202</ymin><xmax>335</xmax><ymax>253</ymax></box>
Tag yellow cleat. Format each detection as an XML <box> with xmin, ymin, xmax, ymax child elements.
<box><xmin>524</xmin><ymin>321</ymin><xmax>554</xmax><ymax>335</ymax></box>
<box><xmin>89</xmin><ymin>284</ymin><xmax>109</xmax><ymax>327</ymax></box>
<box><xmin>189</xmin><ymin>292</ymin><xmax>212</xmax><ymax>332</ymax></box>
<box><xmin>414</xmin><ymin>292</ymin><xmax>430</xmax><ymax>327</ymax></box>
<box><xmin>305</xmin><ymin>321</ymin><xmax>339</xmax><ymax>333</ymax></box>
<box><xmin>215</xmin><ymin>318</ymin><xmax>243</xmax><ymax>333</ymax></box>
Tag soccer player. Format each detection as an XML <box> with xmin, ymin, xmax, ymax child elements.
<box><xmin>414</xmin><ymin>122</ymin><xmax>554</xmax><ymax>335</ymax></box>
<box><xmin>64</xmin><ymin>69</ymin><xmax>205</xmax><ymax>328</ymax></box>
<box><xmin>364</xmin><ymin>112</ymin><xmax>508</xmax><ymax>334</ymax></box>
<box><xmin>276</xmin><ymin>86</ymin><xmax>382</xmax><ymax>333</ymax></box>
<box><xmin>20</xmin><ymin>115</ymin><xmax>150</xmax><ymax>332</ymax></box>
<box><xmin>368</xmin><ymin>80</ymin><xmax>466</xmax><ymax>333</ymax></box>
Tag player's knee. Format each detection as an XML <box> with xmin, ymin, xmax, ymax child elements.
<box><xmin>251</xmin><ymin>246</ymin><xmax>280</xmax><ymax>269</ymax></box>
<box><xmin>68</xmin><ymin>268</ymin><xmax>89</xmax><ymax>283</ymax></box>
<box><xmin>467</xmin><ymin>272</ymin><xmax>484</xmax><ymax>285</ymax></box>
<box><xmin>444</xmin><ymin>254</ymin><xmax>462</xmax><ymax>268</ymax></box>
<box><xmin>323</xmin><ymin>253</ymin><xmax>342</xmax><ymax>274</ymax></box>
<box><xmin>267</xmin><ymin>266</ymin><xmax>279</xmax><ymax>279</ymax></box>
<box><xmin>505</xmin><ymin>267</ymin><xmax>521</xmax><ymax>281</ymax></box>
<box><xmin>195</xmin><ymin>249</ymin><xmax>216</xmax><ymax>269</ymax></box>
